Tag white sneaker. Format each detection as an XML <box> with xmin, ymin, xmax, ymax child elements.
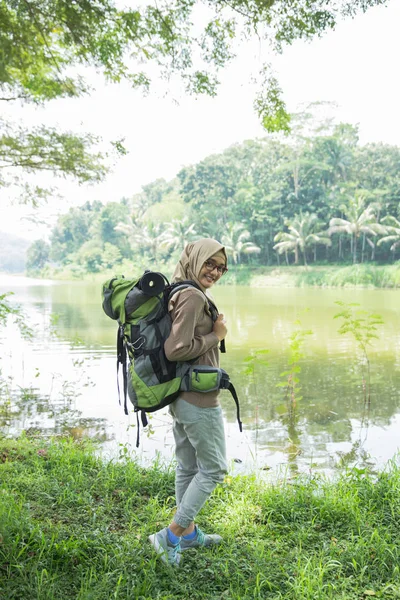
<box><xmin>148</xmin><ymin>527</ymin><xmax>181</xmax><ymax>566</ymax></box>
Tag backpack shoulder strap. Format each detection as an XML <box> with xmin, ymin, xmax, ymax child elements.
<box><xmin>167</xmin><ymin>280</ymin><xmax>202</xmax><ymax>300</ymax></box>
<box><xmin>167</xmin><ymin>280</ymin><xmax>226</xmax><ymax>353</ymax></box>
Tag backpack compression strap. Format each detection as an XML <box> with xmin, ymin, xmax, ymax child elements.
<box><xmin>116</xmin><ymin>324</ymin><xmax>128</xmax><ymax>415</ymax></box>
<box><xmin>219</xmin><ymin>372</ymin><xmax>243</xmax><ymax>432</ymax></box>
<box><xmin>228</xmin><ymin>382</ymin><xmax>243</xmax><ymax>432</ymax></box>
<box><xmin>135</xmin><ymin>409</ymin><xmax>148</xmax><ymax>448</ymax></box>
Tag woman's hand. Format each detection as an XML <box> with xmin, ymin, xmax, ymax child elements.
<box><xmin>213</xmin><ymin>314</ymin><xmax>227</xmax><ymax>341</ymax></box>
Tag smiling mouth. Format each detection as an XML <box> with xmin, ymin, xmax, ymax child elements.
<box><xmin>204</xmin><ymin>275</ymin><xmax>215</xmax><ymax>283</ymax></box>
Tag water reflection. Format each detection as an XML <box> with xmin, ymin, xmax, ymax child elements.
<box><xmin>1</xmin><ymin>278</ymin><xmax>400</xmax><ymax>475</ymax></box>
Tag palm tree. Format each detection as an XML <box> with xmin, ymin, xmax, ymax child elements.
<box><xmin>328</xmin><ymin>195</ymin><xmax>383</xmax><ymax>264</ymax></box>
<box><xmin>116</xmin><ymin>220</ymin><xmax>166</xmax><ymax>261</ymax></box>
<box><xmin>161</xmin><ymin>217</ymin><xmax>198</xmax><ymax>252</ymax></box>
<box><xmin>273</xmin><ymin>213</ymin><xmax>331</xmax><ymax>266</ymax></box>
<box><xmin>221</xmin><ymin>223</ymin><xmax>261</xmax><ymax>265</ymax></box>
<box><xmin>377</xmin><ymin>216</ymin><xmax>400</xmax><ymax>260</ymax></box>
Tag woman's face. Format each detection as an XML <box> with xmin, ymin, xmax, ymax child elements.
<box><xmin>198</xmin><ymin>254</ymin><xmax>227</xmax><ymax>289</ymax></box>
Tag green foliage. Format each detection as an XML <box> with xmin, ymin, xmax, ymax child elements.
<box><xmin>26</xmin><ymin>239</ymin><xmax>50</xmax><ymax>272</ymax></box>
<box><xmin>274</xmin><ymin>213</ymin><xmax>331</xmax><ymax>266</ymax></box>
<box><xmin>50</xmin><ymin>201</ymin><xmax>102</xmax><ymax>263</ymax></box>
<box><xmin>0</xmin><ymin>122</ymin><xmax>110</xmax><ymax>203</ymax></box>
<box><xmin>334</xmin><ymin>301</ymin><xmax>384</xmax><ymax>361</ymax></box>
<box><xmin>101</xmin><ymin>242</ymin><xmax>122</xmax><ymax>270</ymax></box>
<box><xmin>334</xmin><ymin>301</ymin><xmax>384</xmax><ymax>403</ymax></box>
<box><xmin>243</xmin><ymin>349</ymin><xmax>270</xmax><ymax>378</ymax></box>
<box><xmin>74</xmin><ymin>240</ymin><xmax>104</xmax><ymax>273</ymax></box>
<box><xmin>222</xmin><ymin>222</ymin><xmax>261</xmax><ymax>265</ymax></box>
<box><xmin>0</xmin><ymin>293</ymin><xmax>33</xmax><ymax>339</ymax></box>
<box><xmin>95</xmin><ymin>202</ymin><xmax>131</xmax><ymax>258</ymax></box>
<box><xmin>294</xmin><ymin>264</ymin><xmax>400</xmax><ymax>288</ymax></box>
<box><xmin>161</xmin><ymin>217</ymin><xmax>198</xmax><ymax>253</ymax></box>
<box><xmin>328</xmin><ymin>193</ymin><xmax>384</xmax><ymax>264</ymax></box>
<box><xmin>254</xmin><ymin>67</ymin><xmax>291</xmax><ymax>134</ymax></box>
<box><xmin>377</xmin><ymin>215</ymin><xmax>400</xmax><ymax>258</ymax></box>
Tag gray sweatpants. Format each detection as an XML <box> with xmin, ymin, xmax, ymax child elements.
<box><xmin>169</xmin><ymin>397</ymin><xmax>228</xmax><ymax>529</ymax></box>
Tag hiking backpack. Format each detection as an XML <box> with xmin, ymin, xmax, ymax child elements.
<box><xmin>102</xmin><ymin>270</ymin><xmax>242</xmax><ymax>446</ymax></box>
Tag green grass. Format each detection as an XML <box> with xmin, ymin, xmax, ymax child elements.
<box><xmin>294</xmin><ymin>264</ymin><xmax>400</xmax><ymax>288</ymax></box>
<box><xmin>215</xmin><ymin>263</ymin><xmax>400</xmax><ymax>288</ymax></box>
<box><xmin>1</xmin><ymin>436</ymin><xmax>400</xmax><ymax>599</ymax></box>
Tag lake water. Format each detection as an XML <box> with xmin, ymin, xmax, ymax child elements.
<box><xmin>1</xmin><ymin>275</ymin><xmax>400</xmax><ymax>478</ymax></box>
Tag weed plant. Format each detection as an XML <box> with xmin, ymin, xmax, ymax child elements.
<box><xmin>334</xmin><ymin>302</ymin><xmax>384</xmax><ymax>406</ymax></box>
<box><xmin>277</xmin><ymin>319</ymin><xmax>313</xmax><ymax>409</ymax></box>
<box><xmin>1</xmin><ymin>436</ymin><xmax>400</xmax><ymax>600</ymax></box>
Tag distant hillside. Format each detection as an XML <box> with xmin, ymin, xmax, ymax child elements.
<box><xmin>0</xmin><ymin>232</ymin><xmax>30</xmax><ymax>273</ymax></box>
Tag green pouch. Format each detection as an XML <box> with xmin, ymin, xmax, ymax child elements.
<box><xmin>181</xmin><ymin>366</ymin><xmax>223</xmax><ymax>393</ymax></box>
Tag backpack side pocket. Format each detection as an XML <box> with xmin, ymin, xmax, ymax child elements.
<box><xmin>181</xmin><ymin>366</ymin><xmax>225</xmax><ymax>393</ymax></box>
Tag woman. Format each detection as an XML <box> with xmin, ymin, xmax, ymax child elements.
<box><xmin>149</xmin><ymin>238</ymin><xmax>229</xmax><ymax>566</ymax></box>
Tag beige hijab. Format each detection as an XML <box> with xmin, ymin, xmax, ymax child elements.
<box><xmin>172</xmin><ymin>238</ymin><xmax>227</xmax><ymax>292</ymax></box>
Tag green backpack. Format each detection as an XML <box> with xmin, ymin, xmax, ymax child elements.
<box><xmin>102</xmin><ymin>270</ymin><xmax>242</xmax><ymax>446</ymax></box>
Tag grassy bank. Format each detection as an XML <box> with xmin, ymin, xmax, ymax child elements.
<box><xmin>224</xmin><ymin>263</ymin><xmax>400</xmax><ymax>288</ymax></box>
<box><xmin>25</xmin><ymin>262</ymin><xmax>400</xmax><ymax>289</ymax></box>
<box><xmin>1</xmin><ymin>437</ymin><xmax>400</xmax><ymax>599</ymax></box>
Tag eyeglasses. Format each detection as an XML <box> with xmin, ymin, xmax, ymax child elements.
<box><xmin>204</xmin><ymin>260</ymin><xmax>228</xmax><ymax>275</ymax></box>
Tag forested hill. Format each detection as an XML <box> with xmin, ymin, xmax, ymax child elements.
<box><xmin>0</xmin><ymin>233</ymin><xmax>29</xmax><ymax>274</ymax></box>
<box><xmin>26</xmin><ymin>121</ymin><xmax>400</xmax><ymax>277</ymax></box>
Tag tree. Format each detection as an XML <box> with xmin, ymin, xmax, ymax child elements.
<box><xmin>1</xmin><ymin>0</ymin><xmax>389</xmax><ymax>203</ymax></box>
<box><xmin>352</xmin><ymin>143</ymin><xmax>400</xmax><ymax>220</ymax></box>
<box><xmin>377</xmin><ymin>216</ymin><xmax>400</xmax><ymax>261</ymax></box>
<box><xmin>26</xmin><ymin>239</ymin><xmax>50</xmax><ymax>271</ymax></box>
<box><xmin>50</xmin><ymin>201</ymin><xmax>102</xmax><ymax>263</ymax></box>
<box><xmin>328</xmin><ymin>195</ymin><xmax>383</xmax><ymax>263</ymax></box>
<box><xmin>142</xmin><ymin>180</ymin><xmax>174</xmax><ymax>207</ymax></box>
<box><xmin>161</xmin><ymin>217</ymin><xmax>198</xmax><ymax>253</ymax></box>
<box><xmin>101</xmin><ymin>242</ymin><xmax>122</xmax><ymax>269</ymax></box>
<box><xmin>96</xmin><ymin>202</ymin><xmax>131</xmax><ymax>258</ymax></box>
<box><xmin>274</xmin><ymin>213</ymin><xmax>331</xmax><ymax>266</ymax></box>
<box><xmin>116</xmin><ymin>220</ymin><xmax>166</xmax><ymax>261</ymax></box>
<box><xmin>74</xmin><ymin>240</ymin><xmax>103</xmax><ymax>273</ymax></box>
<box><xmin>221</xmin><ymin>223</ymin><xmax>261</xmax><ymax>265</ymax></box>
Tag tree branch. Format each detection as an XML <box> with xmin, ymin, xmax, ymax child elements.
<box><xmin>0</xmin><ymin>95</ymin><xmax>28</xmax><ymax>102</ymax></box>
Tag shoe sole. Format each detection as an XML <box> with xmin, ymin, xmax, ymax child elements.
<box><xmin>148</xmin><ymin>534</ymin><xmax>181</xmax><ymax>566</ymax></box>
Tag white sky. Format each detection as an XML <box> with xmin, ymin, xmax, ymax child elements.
<box><xmin>2</xmin><ymin>0</ymin><xmax>400</xmax><ymax>241</ymax></box>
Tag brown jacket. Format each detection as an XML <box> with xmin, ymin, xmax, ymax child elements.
<box><xmin>164</xmin><ymin>287</ymin><xmax>221</xmax><ymax>407</ymax></box>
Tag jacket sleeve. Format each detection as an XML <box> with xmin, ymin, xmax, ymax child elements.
<box><xmin>164</xmin><ymin>290</ymin><xmax>219</xmax><ymax>362</ymax></box>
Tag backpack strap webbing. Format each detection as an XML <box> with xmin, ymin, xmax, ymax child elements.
<box><xmin>135</xmin><ymin>409</ymin><xmax>148</xmax><ymax>448</ymax></box>
<box><xmin>116</xmin><ymin>325</ymin><xmax>128</xmax><ymax>416</ymax></box>
<box><xmin>228</xmin><ymin>382</ymin><xmax>243</xmax><ymax>432</ymax></box>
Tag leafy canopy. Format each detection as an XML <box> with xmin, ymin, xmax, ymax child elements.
<box><xmin>1</xmin><ymin>0</ymin><xmax>389</xmax><ymax>112</ymax></box>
